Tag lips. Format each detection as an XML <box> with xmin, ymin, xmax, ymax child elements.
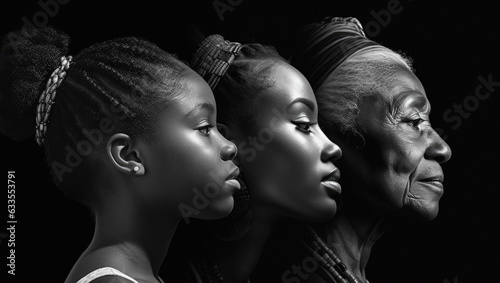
<box><xmin>225</xmin><ymin>179</ymin><xmax>241</xmax><ymax>190</ymax></box>
<box><xmin>322</xmin><ymin>168</ymin><xmax>341</xmax><ymax>182</ymax></box>
<box><xmin>226</xmin><ymin>167</ymin><xmax>240</xmax><ymax>180</ymax></box>
<box><xmin>322</xmin><ymin>180</ymin><xmax>342</xmax><ymax>196</ymax></box>
<box><xmin>417</xmin><ymin>175</ymin><xmax>445</xmax><ymax>195</ymax></box>
<box><xmin>419</xmin><ymin>175</ymin><xmax>444</xmax><ymax>183</ymax></box>
<box><xmin>321</xmin><ymin>168</ymin><xmax>341</xmax><ymax>197</ymax></box>
<box><xmin>225</xmin><ymin>167</ymin><xmax>241</xmax><ymax>191</ymax></box>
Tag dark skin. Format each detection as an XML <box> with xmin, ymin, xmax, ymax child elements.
<box><xmin>65</xmin><ymin>69</ymin><xmax>239</xmax><ymax>283</ymax></box>
<box><xmin>306</xmin><ymin>64</ymin><xmax>452</xmax><ymax>283</ymax></box>
<box><xmin>209</xmin><ymin>63</ymin><xmax>342</xmax><ymax>283</ymax></box>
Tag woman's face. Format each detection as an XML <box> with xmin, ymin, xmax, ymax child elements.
<box><xmin>335</xmin><ymin>65</ymin><xmax>452</xmax><ymax>221</ymax></box>
<box><xmin>233</xmin><ymin>63</ymin><xmax>342</xmax><ymax>222</ymax></box>
<box><xmin>137</xmin><ymin>69</ymin><xmax>240</xmax><ymax>220</ymax></box>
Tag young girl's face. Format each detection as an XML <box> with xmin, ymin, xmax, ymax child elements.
<box><xmin>235</xmin><ymin>63</ymin><xmax>342</xmax><ymax>222</ymax></box>
<box><xmin>137</xmin><ymin>69</ymin><xmax>240</xmax><ymax>220</ymax></box>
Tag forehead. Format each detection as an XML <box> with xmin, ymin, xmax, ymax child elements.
<box><xmin>358</xmin><ymin>66</ymin><xmax>431</xmax><ymax>122</ymax></box>
<box><xmin>176</xmin><ymin>69</ymin><xmax>216</xmax><ymax>107</ymax></box>
<box><xmin>378</xmin><ymin>65</ymin><xmax>427</xmax><ymax>104</ymax></box>
<box><xmin>255</xmin><ymin>63</ymin><xmax>317</xmax><ymax>109</ymax></box>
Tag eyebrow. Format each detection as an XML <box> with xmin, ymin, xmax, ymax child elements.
<box><xmin>394</xmin><ymin>91</ymin><xmax>430</xmax><ymax>113</ymax></box>
<box><xmin>185</xmin><ymin>103</ymin><xmax>215</xmax><ymax>117</ymax></box>
<box><xmin>287</xmin><ymin>98</ymin><xmax>315</xmax><ymax>111</ymax></box>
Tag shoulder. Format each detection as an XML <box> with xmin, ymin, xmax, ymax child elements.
<box><xmin>88</xmin><ymin>276</ymin><xmax>137</xmax><ymax>283</ymax></box>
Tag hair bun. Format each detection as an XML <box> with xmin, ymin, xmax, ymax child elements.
<box><xmin>0</xmin><ymin>26</ymin><xmax>70</xmax><ymax>141</ymax></box>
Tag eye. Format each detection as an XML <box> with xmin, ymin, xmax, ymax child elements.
<box><xmin>408</xmin><ymin>118</ymin><xmax>425</xmax><ymax>129</ymax></box>
<box><xmin>197</xmin><ymin>125</ymin><xmax>214</xmax><ymax>136</ymax></box>
<box><xmin>292</xmin><ymin>121</ymin><xmax>313</xmax><ymax>134</ymax></box>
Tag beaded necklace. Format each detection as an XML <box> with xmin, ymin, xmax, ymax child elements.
<box><xmin>302</xmin><ymin>226</ymin><xmax>369</xmax><ymax>283</ymax></box>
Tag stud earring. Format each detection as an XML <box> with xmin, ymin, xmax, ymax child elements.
<box><xmin>133</xmin><ymin>166</ymin><xmax>139</xmax><ymax>172</ymax></box>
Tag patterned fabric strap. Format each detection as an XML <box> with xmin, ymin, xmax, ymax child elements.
<box><xmin>190</xmin><ymin>34</ymin><xmax>242</xmax><ymax>90</ymax></box>
<box><xmin>35</xmin><ymin>55</ymin><xmax>72</xmax><ymax>146</ymax></box>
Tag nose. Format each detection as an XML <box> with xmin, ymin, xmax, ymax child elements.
<box><xmin>220</xmin><ymin>138</ymin><xmax>237</xmax><ymax>161</ymax></box>
<box><xmin>424</xmin><ymin>129</ymin><xmax>452</xmax><ymax>163</ymax></box>
<box><xmin>321</xmin><ymin>135</ymin><xmax>342</xmax><ymax>163</ymax></box>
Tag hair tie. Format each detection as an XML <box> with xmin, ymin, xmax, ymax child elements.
<box><xmin>35</xmin><ymin>55</ymin><xmax>72</xmax><ymax>146</ymax></box>
<box><xmin>190</xmin><ymin>34</ymin><xmax>242</xmax><ymax>90</ymax></box>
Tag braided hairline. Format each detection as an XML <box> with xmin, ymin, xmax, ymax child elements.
<box><xmin>70</xmin><ymin>41</ymin><xmax>186</xmax><ymax>123</ymax></box>
<box><xmin>83</xmin><ymin>39</ymin><xmax>168</xmax><ymax>66</ymax></box>
<box><xmin>35</xmin><ymin>41</ymin><xmax>151</xmax><ymax>147</ymax></box>
<box><xmin>41</xmin><ymin>37</ymin><xmax>186</xmax><ymax>201</ymax></box>
<box><xmin>81</xmin><ymin>69</ymin><xmax>137</xmax><ymax>118</ymax></box>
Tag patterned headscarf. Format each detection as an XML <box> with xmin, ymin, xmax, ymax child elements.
<box><xmin>292</xmin><ymin>17</ymin><xmax>380</xmax><ymax>91</ymax></box>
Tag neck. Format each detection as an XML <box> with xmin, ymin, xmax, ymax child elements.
<box><xmin>211</xmin><ymin>201</ymin><xmax>276</xmax><ymax>283</ymax></box>
<box><xmin>85</xmin><ymin>195</ymin><xmax>179</xmax><ymax>282</ymax></box>
<box><xmin>321</xmin><ymin>200</ymin><xmax>400</xmax><ymax>282</ymax></box>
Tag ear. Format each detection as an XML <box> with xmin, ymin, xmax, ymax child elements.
<box><xmin>106</xmin><ymin>133</ymin><xmax>145</xmax><ymax>176</ymax></box>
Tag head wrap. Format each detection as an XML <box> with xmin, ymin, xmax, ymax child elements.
<box><xmin>190</xmin><ymin>34</ymin><xmax>242</xmax><ymax>90</ymax></box>
<box><xmin>292</xmin><ymin>17</ymin><xmax>380</xmax><ymax>91</ymax></box>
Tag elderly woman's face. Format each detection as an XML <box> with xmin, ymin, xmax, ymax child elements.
<box><xmin>349</xmin><ymin>65</ymin><xmax>452</xmax><ymax>220</ymax></box>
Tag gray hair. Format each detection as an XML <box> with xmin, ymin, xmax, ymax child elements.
<box><xmin>315</xmin><ymin>46</ymin><xmax>413</xmax><ymax>138</ymax></box>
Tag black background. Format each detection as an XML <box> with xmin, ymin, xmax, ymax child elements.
<box><xmin>1</xmin><ymin>0</ymin><xmax>499</xmax><ymax>282</ymax></box>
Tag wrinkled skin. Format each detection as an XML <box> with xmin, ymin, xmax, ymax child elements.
<box><xmin>336</xmin><ymin>65</ymin><xmax>452</xmax><ymax>221</ymax></box>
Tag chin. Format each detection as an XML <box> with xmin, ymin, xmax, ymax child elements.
<box><xmin>200</xmin><ymin>197</ymin><xmax>235</xmax><ymax>220</ymax></box>
<box><xmin>407</xmin><ymin>199</ymin><xmax>440</xmax><ymax>221</ymax></box>
<box><xmin>299</xmin><ymin>200</ymin><xmax>338</xmax><ymax>223</ymax></box>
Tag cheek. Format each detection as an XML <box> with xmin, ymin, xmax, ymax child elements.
<box><xmin>147</xmin><ymin>133</ymin><xmax>223</xmax><ymax>202</ymax></box>
<box><xmin>174</xmin><ymin>138</ymin><xmax>224</xmax><ymax>191</ymax></box>
<box><xmin>243</xmin><ymin>128</ymin><xmax>321</xmax><ymax>204</ymax></box>
<box><xmin>378</xmin><ymin>131</ymin><xmax>425</xmax><ymax>178</ymax></box>
<box><xmin>363</xmin><ymin>135</ymin><xmax>426</xmax><ymax>209</ymax></box>
<box><xmin>393</xmin><ymin>144</ymin><xmax>428</xmax><ymax>191</ymax></box>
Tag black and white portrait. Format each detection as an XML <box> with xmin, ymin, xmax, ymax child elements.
<box><xmin>1</xmin><ymin>1</ymin><xmax>498</xmax><ymax>282</ymax></box>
